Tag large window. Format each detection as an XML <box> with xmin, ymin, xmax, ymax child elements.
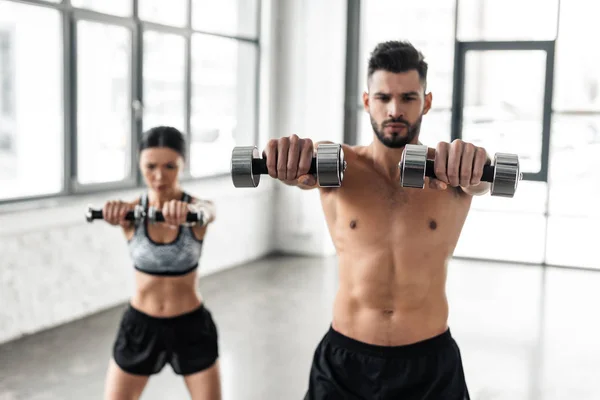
<box><xmin>353</xmin><ymin>0</ymin><xmax>599</xmax><ymax>269</ymax></box>
<box><xmin>0</xmin><ymin>0</ymin><xmax>261</xmax><ymax>203</ymax></box>
<box><xmin>0</xmin><ymin>1</ymin><xmax>63</xmax><ymax>200</ymax></box>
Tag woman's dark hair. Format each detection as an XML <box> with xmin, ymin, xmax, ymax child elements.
<box><xmin>139</xmin><ymin>126</ymin><xmax>186</xmax><ymax>159</ymax></box>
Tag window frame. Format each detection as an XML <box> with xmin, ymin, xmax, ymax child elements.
<box><xmin>450</xmin><ymin>40</ymin><xmax>556</xmax><ymax>183</ymax></box>
<box><xmin>0</xmin><ymin>0</ymin><xmax>261</xmax><ymax>206</ymax></box>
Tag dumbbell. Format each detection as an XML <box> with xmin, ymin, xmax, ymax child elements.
<box><xmin>85</xmin><ymin>205</ymin><xmax>145</xmax><ymax>223</ymax></box>
<box><xmin>399</xmin><ymin>144</ymin><xmax>522</xmax><ymax>198</ymax></box>
<box><xmin>230</xmin><ymin>143</ymin><xmax>347</xmax><ymax>188</ymax></box>
<box><xmin>85</xmin><ymin>205</ymin><xmax>204</xmax><ymax>225</ymax></box>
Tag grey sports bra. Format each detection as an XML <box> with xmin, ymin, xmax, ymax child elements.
<box><xmin>127</xmin><ymin>192</ymin><xmax>204</xmax><ymax>276</ymax></box>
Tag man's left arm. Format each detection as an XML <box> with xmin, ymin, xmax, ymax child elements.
<box><xmin>461</xmin><ymin>147</ymin><xmax>492</xmax><ymax>196</ymax></box>
<box><xmin>432</xmin><ymin>139</ymin><xmax>492</xmax><ymax>196</ymax></box>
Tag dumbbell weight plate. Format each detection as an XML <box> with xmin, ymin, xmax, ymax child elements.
<box><xmin>231</xmin><ymin>146</ymin><xmax>261</xmax><ymax>188</ymax></box>
<box><xmin>400</xmin><ymin>144</ymin><xmax>428</xmax><ymax>189</ymax></box>
<box><xmin>316</xmin><ymin>144</ymin><xmax>346</xmax><ymax>187</ymax></box>
<box><xmin>491</xmin><ymin>153</ymin><xmax>521</xmax><ymax>198</ymax></box>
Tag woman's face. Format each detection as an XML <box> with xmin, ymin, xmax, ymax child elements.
<box><xmin>139</xmin><ymin>147</ymin><xmax>183</xmax><ymax>193</ymax></box>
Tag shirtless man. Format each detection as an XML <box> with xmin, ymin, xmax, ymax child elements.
<box><xmin>263</xmin><ymin>41</ymin><xmax>490</xmax><ymax>399</ymax></box>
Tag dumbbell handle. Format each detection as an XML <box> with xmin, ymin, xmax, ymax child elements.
<box><xmin>87</xmin><ymin>209</ymin><xmax>137</xmax><ymax>221</ymax></box>
<box><xmin>86</xmin><ymin>209</ymin><xmax>201</xmax><ymax>223</ymax></box>
<box><xmin>425</xmin><ymin>160</ymin><xmax>495</xmax><ymax>182</ymax></box>
<box><xmin>252</xmin><ymin>158</ymin><xmax>318</xmax><ymax>175</ymax></box>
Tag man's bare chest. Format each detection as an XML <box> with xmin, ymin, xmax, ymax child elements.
<box><xmin>325</xmin><ymin>176</ymin><xmax>469</xmax><ymax>246</ymax></box>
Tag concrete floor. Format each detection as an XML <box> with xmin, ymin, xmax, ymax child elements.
<box><xmin>1</xmin><ymin>255</ymin><xmax>600</xmax><ymax>400</ymax></box>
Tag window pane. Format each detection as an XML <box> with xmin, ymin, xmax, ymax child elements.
<box><xmin>420</xmin><ymin>110</ymin><xmax>452</xmax><ymax>146</ymax></box>
<box><xmin>357</xmin><ymin>109</ymin><xmax>451</xmax><ymax>146</ymax></box>
<box><xmin>71</xmin><ymin>0</ymin><xmax>132</xmax><ymax>17</ymax></box>
<box><xmin>453</xmin><ymin>211</ymin><xmax>546</xmax><ymax>264</ymax></box>
<box><xmin>139</xmin><ymin>0</ymin><xmax>187</xmax><ymax>27</ymax></box>
<box><xmin>438</xmin><ymin>183</ymin><xmax>547</xmax><ymax>263</ymax></box>
<box><xmin>548</xmin><ymin>115</ymin><xmax>600</xmax><ymax>218</ymax></box>
<box><xmin>457</xmin><ymin>0</ymin><xmax>559</xmax><ymax>41</ymax></box>
<box><xmin>461</xmin><ymin>50</ymin><xmax>546</xmax><ymax>175</ymax></box>
<box><xmin>190</xmin><ymin>35</ymin><xmax>257</xmax><ymax>177</ymax></box>
<box><xmin>192</xmin><ymin>0</ymin><xmax>259</xmax><ymax>38</ymax></box>
<box><xmin>359</xmin><ymin>0</ymin><xmax>456</xmax><ymax>109</ymax></box>
<box><xmin>143</xmin><ymin>31</ymin><xmax>186</xmax><ymax>133</ymax></box>
<box><xmin>553</xmin><ymin>1</ymin><xmax>600</xmax><ymax>111</ymax></box>
<box><xmin>471</xmin><ymin>180</ymin><xmax>547</xmax><ymax>214</ymax></box>
<box><xmin>546</xmin><ymin>217</ymin><xmax>600</xmax><ymax>269</ymax></box>
<box><xmin>77</xmin><ymin>21</ymin><xmax>131</xmax><ymax>185</ymax></box>
<box><xmin>0</xmin><ymin>2</ymin><xmax>62</xmax><ymax>200</ymax></box>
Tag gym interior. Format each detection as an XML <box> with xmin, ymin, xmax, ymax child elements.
<box><xmin>1</xmin><ymin>0</ymin><xmax>598</xmax><ymax>399</ymax></box>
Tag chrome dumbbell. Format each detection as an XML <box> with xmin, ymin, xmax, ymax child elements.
<box><xmin>399</xmin><ymin>144</ymin><xmax>522</xmax><ymax>198</ymax></box>
<box><xmin>230</xmin><ymin>143</ymin><xmax>347</xmax><ymax>188</ymax></box>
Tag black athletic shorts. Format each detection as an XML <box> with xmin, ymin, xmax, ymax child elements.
<box><xmin>112</xmin><ymin>303</ymin><xmax>218</xmax><ymax>376</ymax></box>
<box><xmin>304</xmin><ymin>326</ymin><xmax>470</xmax><ymax>400</ymax></box>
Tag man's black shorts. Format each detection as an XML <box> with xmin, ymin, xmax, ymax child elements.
<box><xmin>304</xmin><ymin>326</ymin><xmax>470</xmax><ymax>400</ymax></box>
<box><xmin>112</xmin><ymin>303</ymin><xmax>218</xmax><ymax>376</ymax></box>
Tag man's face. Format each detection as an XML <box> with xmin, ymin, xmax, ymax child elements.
<box><xmin>363</xmin><ymin>69</ymin><xmax>432</xmax><ymax>148</ymax></box>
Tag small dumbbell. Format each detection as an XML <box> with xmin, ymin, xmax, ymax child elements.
<box><xmin>85</xmin><ymin>205</ymin><xmax>204</xmax><ymax>225</ymax></box>
<box><xmin>85</xmin><ymin>205</ymin><xmax>145</xmax><ymax>223</ymax></box>
<box><xmin>230</xmin><ymin>143</ymin><xmax>347</xmax><ymax>188</ymax></box>
<box><xmin>399</xmin><ymin>144</ymin><xmax>522</xmax><ymax>198</ymax></box>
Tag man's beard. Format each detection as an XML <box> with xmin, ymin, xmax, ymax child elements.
<box><xmin>370</xmin><ymin>114</ymin><xmax>423</xmax><ymax>148</ymax></box>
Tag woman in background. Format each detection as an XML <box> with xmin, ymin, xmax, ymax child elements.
<box><xmin>102</xmin><ymin>126</ymin><xmax>220</xmax><ymax>400</ymax></box>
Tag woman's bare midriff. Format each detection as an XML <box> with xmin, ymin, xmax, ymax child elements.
<box><xmin>129</xmin><ymin>269</ymin><xmax>202</xmax><ymax>317</ymax></box>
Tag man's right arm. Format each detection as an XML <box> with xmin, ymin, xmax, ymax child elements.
<box><xmin>292</xmin><ymin>140</ymin><xmax>337</xmax><ymax>190</ymax></box>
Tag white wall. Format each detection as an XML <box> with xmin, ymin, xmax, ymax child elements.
<box><xmin>271</xmin><ymin>0</ymin><xmax>348</xmax><ymax>256</ymax></box>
